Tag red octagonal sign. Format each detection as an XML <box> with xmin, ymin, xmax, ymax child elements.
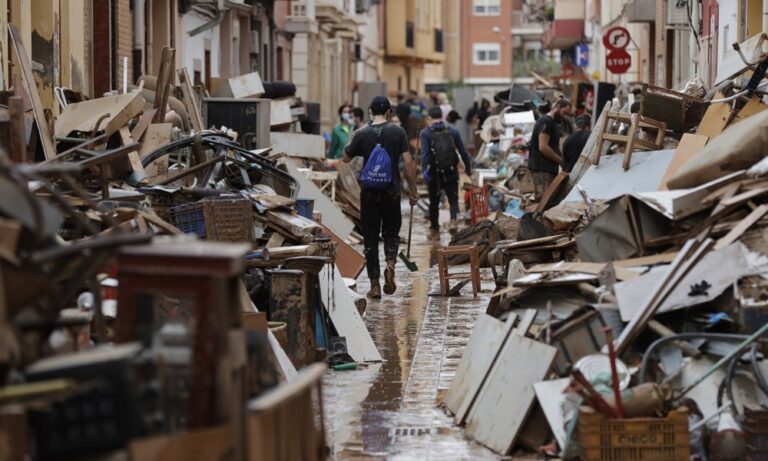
<box><xmin>606</xmin><ymin>49</ymin><xmax>631</xmax><ymax>74</ymax></box>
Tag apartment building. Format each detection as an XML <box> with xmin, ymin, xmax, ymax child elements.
<box><xmin>458</xmin><ymin>0</ymin><xmax>515</xmax><ymax>88</ymax></box>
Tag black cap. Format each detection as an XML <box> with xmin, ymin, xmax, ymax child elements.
<box><xmin>370</xmin><ymin>96</ymin><xmax>391</xmax><ymax>115</ymax></box>
<box><xmin>428</xmin><ymin>106</ymin><xmax>443</xmax><ymax>119</ymax></box>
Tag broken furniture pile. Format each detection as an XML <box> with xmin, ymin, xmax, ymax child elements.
<box><xmin>443</xmin><ymin>52</ymin><xmax>768</xmax><ymax>461</ymax></box>
<box><xmin>0</xmin><ymin>33</ymin><xmax>376</xmax><ymax>460</ymax></box>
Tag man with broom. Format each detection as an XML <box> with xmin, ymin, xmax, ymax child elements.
<box><xmin>343</xmin><ymin>96</ymin><xmax>419</xmax><ymax>299</ymax></box>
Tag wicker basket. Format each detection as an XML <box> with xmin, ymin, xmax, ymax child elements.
<box><xmin>171</xmin><ymin>197</ymin><xmax>254</xmax><ymax>242</ymax></box>
<box><xmin>578</xmin><ymin>407</ymin><xmax>690</xmax><ymax>461</ymax></box>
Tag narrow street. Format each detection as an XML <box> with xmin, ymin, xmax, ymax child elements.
<box><xmin>323</xmin><ymin>204</ymin><xmax>511</xmax><ymax>460</ymax></box>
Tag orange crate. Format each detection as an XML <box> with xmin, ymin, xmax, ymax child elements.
<box><xmin>578</xmin><ymin>407</ymin><xmax>689</xmax><ymax>461</ymax></box>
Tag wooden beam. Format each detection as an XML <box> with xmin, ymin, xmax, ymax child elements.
<box><xmin>153</xmin><ymin>47</ymin><xmax>176</xmax><ymax>123</ymax></box>
<box><xmin>177</xmin><ymin>67</ymin><xmax>204</xmax><ymax>132</ymax></box>
<box><xmin>8</xmin><ymin>96</ymin><xmax>25</xmax><ymax>163</ymax></box>
<box><xmin>8</xmin><ymin>24</ymin><xmax>56</xmax><ymax>160</ymax></box>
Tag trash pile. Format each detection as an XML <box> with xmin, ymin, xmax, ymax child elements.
<box><xmin>0</xmin><ymin>39</ymin><xmax>373</xmax><ymax>459</ymax></box>
<box><xmin>443</xmin><ymin>68</ymin><xmax>768</xmax><ymax>460</ymax></box>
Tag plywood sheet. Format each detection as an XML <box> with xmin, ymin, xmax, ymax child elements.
<box><xmin>564</xmin><ymin>150</ymin><xmax>674</xmax><ymax>202</ymax></box>
<box><xmin>444</xmin><ymin>314</ymin><xmax>515</xmax><ymax>420</ymax></box>
<box><xmin>55</xmin><ymin>91</ymin><xmax>144</xmax><ymax>137</ymax></box>
<box><xmin>284</xmin><ymin>160</ymin><xmax>354</xmax><ymax>239</ymax></box>
<box><xmin>533</xmin><ymin>378</ymin><xmax>571</xmax><ymax>449</ymax></box>
<box><xmin>270</xmin><ymin>132</ymin><xmax>326</xmax><ymax>159</ymax></box>
<box><xmin>319</xmin><ymin>265</ymin><xmax>381</xmax><ymax>362</ymax></box>
<box><xmin>659</xmin><ymin>133</ymin><xmax>708</xmax><ymax>190</ymax></box>
<box><xmin>466</xmin><ymin>334</ymin><xmax>557</xmax><ymax>454</ymax></box>
<box><xmin>318</xmin><ymin>224</ymin><xmax>365</xmax><ymax>280</ymax></box>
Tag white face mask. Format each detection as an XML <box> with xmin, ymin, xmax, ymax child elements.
<box><xmin>342</xmin><ymin>112</ymin><xmax>352</xmax><ymax>123</ymax></box>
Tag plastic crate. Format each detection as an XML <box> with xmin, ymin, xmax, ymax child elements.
<box><xmin>579</xmin><ymin>408</ymin><xmax>690</xmax><ymax>461</ymax></box>
<box><xmin>142</xmin><ymin>189</ymin><xmax>188</xmax><ymax>222</ymax></box>
<box><xmin>744</xmin><ymin>406</ymin><xmax>768</xmax><ymax>461</ymax></box>
<box><xmin>171</xmin><ymin>197</ymin><xmax>254</xmax><ymax>242</ymax></box>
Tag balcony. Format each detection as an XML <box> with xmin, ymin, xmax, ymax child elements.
<box><xmin>512</xmin><ymin>57</ymin><xmax>560</xmax><ymax>79</ymax></box>
<box><xmin>316</xmin><ymin>0</ymin><xmax>354</xmax><ymax>20</ymax></box>
<box><xmin>542</xmin><ymin>19</ymin><xmax>584</xmax><ymax>49</ymax></box>
<box><xmin>286</xmin><ymin>0</ymin><xmax>319</xmax><ymax>34</ymax></box>
<box><xmin>511</xmin><ymin>11</ymin><xmax>544</xmax><ymax>36</ymax></box>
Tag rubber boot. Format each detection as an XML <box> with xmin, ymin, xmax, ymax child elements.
<box><xmin>367</xmin><ymin>279</ymin><xmax>382</xmax><ymax>299</ymax></box>
<box><xmin>383</xmin><ymin>261</ymin><xmax>397</xmax><ymax>295</ymax></box>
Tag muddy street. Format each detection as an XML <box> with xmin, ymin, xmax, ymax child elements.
<box><xmin>323</xmin><ymin>204</ymin><xmax>515</xmax><ymax>460</ymax></box>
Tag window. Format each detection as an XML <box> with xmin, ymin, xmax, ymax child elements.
<box><xmin>473</xmin><ymin>0</ymin><xmax>501</xmax><ymax>15</ymax></box>
<box><xmin>473</xmin><ymin>43</ymin><xmax>501</xmax><ymax>65</ymax></box>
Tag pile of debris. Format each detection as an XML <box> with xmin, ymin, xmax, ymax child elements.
<box><xmin>442</xmin><ymin>59</ymin><xmax>768</xmax><ymax>460</ymax></box>
<box><xmin>0</xmin><ymin>35</ymin><xmax>374</xmax><ymax>460</ymax></box>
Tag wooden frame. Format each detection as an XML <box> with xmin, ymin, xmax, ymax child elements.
<box><xmin>594</xmin><ymin>111</ymin><xmax>667</xmax><ymax>170</ymax></box>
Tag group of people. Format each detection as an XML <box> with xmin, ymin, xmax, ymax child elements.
<box><xmin>528</xmin><ymin>98</ymin><xmax>592</xmax><ymax>199</ymax></box>
<box><xmin>336</xmin><ymin>93</ymin><xmax>472</xmax><ymax>299</ymax></box>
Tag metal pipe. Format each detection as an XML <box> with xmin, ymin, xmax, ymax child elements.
<box><xmin>134</xmin><ymin>0</ymin><xmax>145</xmax><ymax>49</ymax></box>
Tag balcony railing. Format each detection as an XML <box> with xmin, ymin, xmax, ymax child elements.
<box><xmin>511</xmin><ymin>11</ymin><xmax>544</xmax><ymax>32</ymax></box>
<box><xmin>435</xmin><ymin>28</ymin><xmax>444</xmax><ymax>53</ymax></box>
<box><xmin>512</xmin><ymin>58</ymin><xmax>560</xmax><ymax>78</ymax></box>
<box><xmin>406</xmin><ymin>21</ymin><xmax>414</xmax><ymax>48</ymax></box>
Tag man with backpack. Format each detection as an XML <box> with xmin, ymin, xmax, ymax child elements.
<box><xmin>343</xmin><ymin>96</ymin><xmax>419</xmax><ymax>299</ymax></box>
<box><xmin>420</xmin><ymin>106</ymin><xmax>473</xmax><ymax>234</ymax></box>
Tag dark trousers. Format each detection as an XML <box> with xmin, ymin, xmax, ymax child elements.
<box><xmin>360</xmin><ymin>189</ymin><xmax>402</xmax><ymax>279</ymax></box>
<box><xmin>427</xmin><ymin>176</ymin><xmax>459</xmax><ymax>229</ymax></box>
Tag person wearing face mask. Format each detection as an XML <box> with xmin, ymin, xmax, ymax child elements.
<box><xmin>529</xmin><ymin>98</ymin><xmax>573</xmax><ymax>199</ymax></box>
<box><xmin>329</xmin><ymin>104</ymin><xmax>353</xmax><ymax>159</ymax></box>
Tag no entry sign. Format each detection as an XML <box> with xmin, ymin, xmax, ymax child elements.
<box><xmin>606</xmin><ymin>49</ymin><xmax>631</xmax><ymax>74</ymax></box>
<box><xmin>603</xmin><ymin>27</ymin><xmax>631</xmax><ymax>50</ymax></box>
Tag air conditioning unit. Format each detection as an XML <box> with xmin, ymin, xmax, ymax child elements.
<box><xmin>667</xmin><ymin>0</ymin><xmax>689</xmax><ymax>25</ymax></box>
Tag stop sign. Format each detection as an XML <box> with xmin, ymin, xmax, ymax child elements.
<box><xmin>606</xmin><ymin>49</ymin><xmax>631</xmax><ymax>74</ymax></box>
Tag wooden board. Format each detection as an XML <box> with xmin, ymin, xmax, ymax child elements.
<box><xmin>319</xmin><ymin>265</ymin><xmax>381</xmax><ymax>362</ymax></box>
<box><xmin>177</xmin><ymin>67</ymin><xmax>204</xmax><ymax>132</ymax></box>
<box><xmin>139</xmin><ymin>123</ymin><xmax>173</xmax><ymax>182</ymax></box>
<box><xmin>153</xmin><ymin>47</ymin><xmax>176</xmax><ymax>123</ymax></box>
<box><xmin>284</xmin><ymin>160</ymin><xmax>354</xmax><ymax>239</ymax></box>
<box><xmin>465</xmin><ymin>334</ymin><xmax>557</xmax><ymax>454</ymax></box>
<box><xmin>695</xmin><ymin>92</ymin><xmax>731</xmax><ymax>138</ymax></box>
<box><xmin>715</xmin><ymin>204</ymin><xmax>768</xmax><ymax>250</ymax></box>
<box><xmin>55</xmin><ymin>91</ymin><xmax>145</xmax><ymax>138</ymax></box>
<box><xmin>318</xmin><ymin>224</ymin><xmax>365</xmax><ymax>280</ymax></box>
<box><xmin>270</xmin><ymin>132</ymin><xmax>326</xmax><ymax>159</ymax></box>
<box><xmin>659</xmin><ymin>133</ymin><xmax>709</xmax><ymax>190</ymax></box>
<box><xmin>535</xmin><ymin>171</ymin><xmax>568</xmax><ymax>213</ymax></box>
<box><xmin>444</xmin><ymin>314</ymin><xmax>515</xmax><ymax>420</ymax></box>
<box><xmin>533</xmin><ymin>378</ymin><xmax>571</xmax><ymax>449</ymax></box>
<box><xmin>129</xmin><ymin>425</ymin><xmax>231</xmax><ymax>460</ymax></box>
<box><xmin>9</xmin><ymin>24</ymin><xmax>56</xmax><ymax>160</ymax></box>
<box><xmin>270</xmin><ymin>98</ymin><xmax>294</xmax><ymax>126</ymax></box>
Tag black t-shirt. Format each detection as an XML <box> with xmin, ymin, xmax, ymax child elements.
<box><xmin>563</xmin><ymin>129</ymin><xmax>591</xmax><ymax>173</ymax></box>
<box><xmin>529</xmin><ymin>114</ymin><xmax>561</xmax><ymax>174</ymax></box>
<box><xmin>345</xmin><ymin>122</ymin><xmax>409</xmax><ymax>192</ymax></box>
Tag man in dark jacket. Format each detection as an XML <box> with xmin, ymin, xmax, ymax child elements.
<box><xmin>420</xmin><ymin>106</ymin><xmax>473</xmax><ymax>234</ymax></box>
<box><xmin>562</xmin><ymin>114</ymin><xmax>591</xmax><ymax>172</ymax></box>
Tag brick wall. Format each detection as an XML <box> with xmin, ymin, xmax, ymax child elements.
<box><xmin>115</xmin><ymin>0</ymin><xmax>134</xmax><ymax>85</ymax></box>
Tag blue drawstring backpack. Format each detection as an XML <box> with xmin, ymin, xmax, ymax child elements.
<box><xmin>359</xmin><ymin>129</ymin><xmax>392</xmax><ymax>190</ymax></box>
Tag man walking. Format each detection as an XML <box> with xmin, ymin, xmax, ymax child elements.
<box><xmin>529</xmin><ymin>99</ymin><xmax>572</xmax><ymax>198</ymax></box>
<box><xmin>329</xmin><ymin>104</ymin><xmax>353</xmax><ymax>160</ymax></box>
<box><xmin>420</xmin><ymin>106</ymin><xmax>473</xmax><ymax>234</ymax></box>
<box><xmin>343</xmin><ymin>96</ymin><xmax>418</xmax><ymax>299</ymax></box>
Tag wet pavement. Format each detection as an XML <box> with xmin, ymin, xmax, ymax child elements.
<box><xmin>323</xmin><ymin>204</ymin><xmax>533</xmax><ymax>460</ymax></box>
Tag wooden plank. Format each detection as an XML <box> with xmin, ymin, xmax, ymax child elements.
<box><xmin>265</xmin><ymin>233</ymin><xmax>285</xmax><ymax>249</ymax></box>
<box><xmin>533</xmin><ymin>378</ymin><xmax>571</xmax><ymax>449</ymax></box>
<box><xmin>119</xmin><ymin>126</ymin><xmax>148</xmax><ymax>184</ymax></box>
<box><xmin>8</xmin><ymin>97</ymin><xmax>26</xmax><ymax>163</ymax></box>
<box><xmin>153</xmin><ymin>47</ymin><xmax>176</xmax><ymax>123</ymax></box>
<box><xmin>131</xmin><ymin>108</ymin><xmax>159</xmax><ymax>142</ymax></box>
<box><xmin>696</xmin><ymin>92</ymin><xmax>732</xmax><ymax>138</ymax></box>
<box><xmin>270</xmin><ymin>132</ymin><xmax>326</xmax><ymax>159</ymax></box>
<box><xmin>715</xmin><ymin>204</ymin><xmax>768</xmax><ymax>250</ymax></box>
<box><xmin>465</xmin><ymin>334</ymin><xmax>557</xmax><ymax>454</ymax></box>
<box><xmin>55</xmin><ymin>91</ymin><xmax>145</xmax><ymax>138</ymax></box>
<box><xmin>177</xmin><ymin>67</ymin><xmax>204</xmax><ymax>132</ymax></box>
<box><xmin>319</xmin><ymin>265</ymin><xmax>381</xmax><ymax>362</ymax></box>
<box><xmin>444</xmin><ymin>314</ymin><xmax>516</xmax><ymax>419</ymax></box>
<box><xmin>318</xmin><ymin>224</ymin><xmax>365</xmax><ymax>280</ymax></box>
<box><xmin>283</xmin><ymin>160</ymin><xmax>354</xmax><ymax>239</ymax></box>
<box><xmin>8</xmin><ymin>24</ymin><xmax>56</xmax><ymax>160</ymax></box>
<box><xmin>535</xmin><ymin>171</ymin><xmax>568</xmax><ymax>213</ymax></box>
<box><xmin>129</xmin><ymin>425</ymin><xmax>232</xmax><ymax>461</ymax></box>
<box><xmin>139</xmin><ymin>123</ymin><xmax>173</xmax><ymax>182</ymax></box>
<box><xmin>659</xmin><ymin>133</ymin><xmax>709</xmax><ymax>190</ymax></box>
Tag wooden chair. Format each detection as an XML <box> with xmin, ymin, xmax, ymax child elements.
<box><xmin>594</xmin><ymin>111</ymin><xmax>667</xmax><ymax>170</ymax></box>
<box><xmin>248</xmin><ymin>363</ymin><xmax>327</xmax><ymax>461</ymax></box>
<box><xmin>437</xmin><ymin>244</ymin><xmax>481</xmax><ymax>297</ymax></box>
<box><xmin>468</xmin><ymin>185</ymin><xmax>489</xmax><ymax>224</ymax></box>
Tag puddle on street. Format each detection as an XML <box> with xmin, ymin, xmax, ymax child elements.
<box><xmin>322</xmin><ymin>205</ymin><xmax>520</xmax><ymax>460</ymax></box>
